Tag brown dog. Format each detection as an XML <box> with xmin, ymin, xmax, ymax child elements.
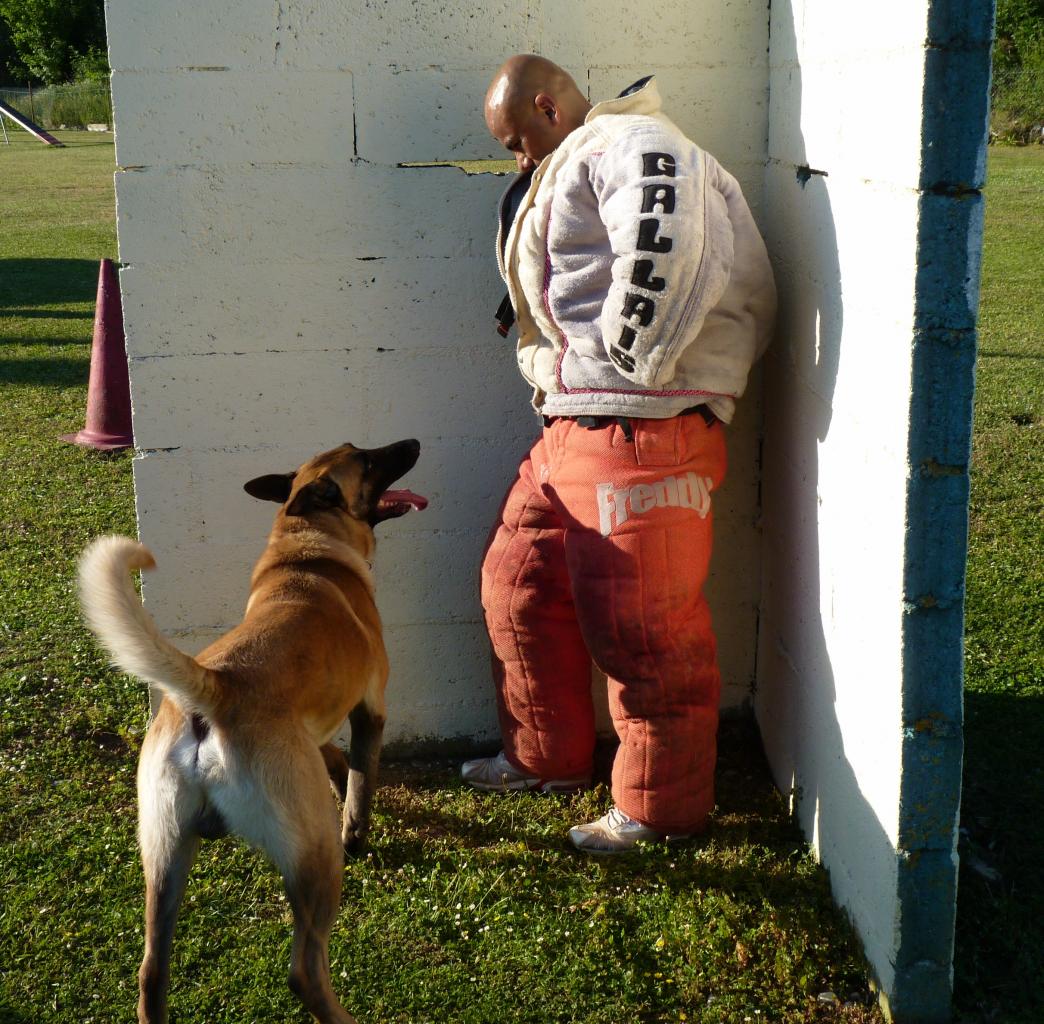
<box><xmin>78</xmin><ymin>440</ymin><xmax>426</xmax><ymax>1024</ymax></box>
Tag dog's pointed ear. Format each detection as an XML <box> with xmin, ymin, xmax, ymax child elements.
<box><xmin>243</xmin><ymin>472</ymin><xmax>296</xmax><ymax>503</ymax></box>
<box><xmin>285</xmin><ymin>476</ymin><xmax>344</xmax><ymax>517</ymax></box>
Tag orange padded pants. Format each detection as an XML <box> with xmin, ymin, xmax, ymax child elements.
<box><xmin>481</xmin><ymin>413</ymin><xmax>727</xmax><ymax>833</ymax></box>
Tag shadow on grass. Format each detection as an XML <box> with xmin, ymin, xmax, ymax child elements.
<box><xmin>0</xmin><ymin>258</ymin><xmax>100</xmax><ymax>320</ymax></box>
<box><xmin>374</xmin><ymin>719</ymin><xmax>805</xmax><ymax>884</ymax></box>
<box><xmin>0</xmin><ymin>354</ymin><xmax>89</xmax><ymax>388</ymax></box>
<box><xmin>353</xmin><ymin>718</ymin><xmax>880</xmax><ymax>1013</ymax></box>
<box><xmin>977</xmin><ymin>351</ymin><xmax>1044</xmax><ymax>361</ymax></box>
<box><xmin>0</xmin><ymin>1011</ymin><xmax>32</xmax><ymax>1024</ymax></box>
<box><xmin>2</xmin><ymin>308</ymin><xmax>92</xmax><ymax>320</ymax></box>
<box><xmin>953</xmin><ymin>688</ymin><xmax>1044</xmax><ymax>1022</ymax></box>
<box><xmin>0</xmin><ymin>259</ymin><xmax>108</xmax><ymax>386</ymax></box>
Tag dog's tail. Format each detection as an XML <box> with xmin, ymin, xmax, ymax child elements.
<box><xmin>79</xmin><ymin>535</ymin><xmax>221</xmax><ymax>717</ymax></box>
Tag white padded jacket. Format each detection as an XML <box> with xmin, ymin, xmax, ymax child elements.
<box><xmin>496</xmin><ymin>77</ymin><xmax>776</xmax><ymax>423</ymax></box>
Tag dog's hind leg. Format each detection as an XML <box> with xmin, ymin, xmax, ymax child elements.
<box><xmin>270</xmin><ymin>747</ymin><xmax>358</xmax><ymax>1024</ymax></box>
<box><xmin>136</xmin><ymin>747</ymin><xmax>201</xmax><ymax>1024</ymax></box>
<box><xmin>342</xmin><ymin>698</ymin><xmax>385</xmax><ymax>854</ymax></box>
<box><xmin>138</xmin><ymin>830</ymin><xmax>199</xmax><ymax>1024</ymax></box>
<box><xmin>284</xmin><ymin>837</ymin><xmax>357</xmax><ymax>1024</ymax></box>
<box><xmin>216</xmin><ymin>739</ymin><xmax>356</xmax><ymax>1024</ymax></box>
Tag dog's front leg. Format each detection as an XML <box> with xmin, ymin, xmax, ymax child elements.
<box><xmin>342</xmin><ymin>702</ymin><xmax>385</xmax><ymax>854</ymax></box>
<box><xmin>320</xmin><ymin>743</ymin><xmax>350</xmax><ymax>802</ymax></box>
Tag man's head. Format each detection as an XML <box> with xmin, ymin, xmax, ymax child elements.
<box><xmin>484</xmin><ymin>55</ymin><xmax>592</xmax><ymax>172</ymax></box>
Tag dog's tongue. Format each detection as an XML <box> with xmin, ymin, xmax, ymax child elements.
<box><xmin>379</xmin><ymin>489</ymin><xmax>428</xmax><ymax>512</ymax></box>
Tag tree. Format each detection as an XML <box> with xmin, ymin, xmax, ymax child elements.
<box><xmin>0</xmin><ymin>15</ymin><xmax>30</xmax><ymax>84</ymax></box>
<box><xmin>0</xmin><ymin>0</ymin><xmax>106</xmax><ymax>85</ymax></box>
<box><xmin>994</xmin><ymin>0</ymin><xmax>1044</xmax><ymax>73</ymax></box>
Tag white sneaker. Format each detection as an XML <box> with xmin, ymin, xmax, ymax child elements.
<box><xmin>568</xmin><ymin>806</ymin><xmax>690</xmax><ymax>854</ymax></box>
<box><xmin>460</xmin><ymin>750</ymin><xmax>589</xmax><ymax>794</ymax></box>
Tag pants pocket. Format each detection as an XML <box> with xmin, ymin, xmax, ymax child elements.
<box><xmin>631</xmin><ymin>417</ymin><xmax>682</xmax><ymax>467</ymax></box>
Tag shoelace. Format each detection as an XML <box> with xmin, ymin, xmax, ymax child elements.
<box><xmin>605</xmin><ymin>806</ymin><xmax>635</xmax><ymax>831</ymax></box>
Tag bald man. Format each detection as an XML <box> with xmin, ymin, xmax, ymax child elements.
<box><xmin>462</xmin><ymin>56</ymin><xmax>776</xmax><ymax>853</ymax></box>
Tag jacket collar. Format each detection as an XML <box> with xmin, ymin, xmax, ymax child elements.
<box><xmin>584</xmin><ymin>75</ymin><xmax>662</xmax><ymax>123</ymax></box>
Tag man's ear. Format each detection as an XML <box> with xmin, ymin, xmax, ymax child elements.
<box><xmin>285</xmin><ymin>476</ymin><xmax>345</xmax><ymax>517</ymax></box>
<box><xmin>243</xmin><ymin>472</ymin><xmax>296</xmax><ymax>503</ymax></box>
<box><xmin>535</xmin><ymin>92</ymin><xmax>557</xmax><ymax>122</ymax></box>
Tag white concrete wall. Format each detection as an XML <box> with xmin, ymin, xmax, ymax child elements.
<box><xmin>758</xmin><ymin>0</ymin><xmax>923</xmax><ymax>959</ymax></box>
<box><xmin>758</xmin><ymin>1</ymin><xmax>986</xmax><ymax>1018</ymax></box>
<box><xmin>107</xmin><ymin>0</ymin><xmax>773</xmax><ymax>745</ymax></box>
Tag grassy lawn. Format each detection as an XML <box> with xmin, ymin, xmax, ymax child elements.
<box><xmin>951</xmin><ymin>145</ymin><xmax>1044</xmax><ymax>1024</ymax></box>
<box><xmin>0</xmin><ymin>127</ymin><xmax>1038</xmax><ymax>1024</ymax></box>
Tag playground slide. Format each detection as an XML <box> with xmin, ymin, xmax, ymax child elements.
<box><xmin>0</xmin><ymin>99</ymin><xmax>64</xmax><ymax>146</ymax></box>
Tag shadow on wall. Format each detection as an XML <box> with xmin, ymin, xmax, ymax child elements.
<box><xmin>758</xmin><ymin>0</ymin><xmax>903</xmax><ymax>1011</ymax></box>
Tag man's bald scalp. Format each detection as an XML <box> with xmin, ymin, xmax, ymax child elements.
<box><xmin>485</xmin><ymin>54</ymin><xmax>584</xmax><ymax>123</ymax></box>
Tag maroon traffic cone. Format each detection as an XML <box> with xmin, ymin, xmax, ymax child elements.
<box><xmin>62</xmin><ymin>258</ymin><xmax>134</xmax><ymax>451</ymax></box>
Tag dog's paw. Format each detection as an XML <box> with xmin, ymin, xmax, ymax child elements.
<box><xmin>342</xmin><ymin>827</ymin><xmax>369</xmax><ymax>857</ymax></box>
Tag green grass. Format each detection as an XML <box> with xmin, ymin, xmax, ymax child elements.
<box><xmin>951</xmin><ymin>145</ymin><xmax>1044</xmax><ymax>1024</ymax></box>
<box><xmin>1</xmin><ymin>130</ymin><xmax>1039</xmax><ymax>1024</ymax></box>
